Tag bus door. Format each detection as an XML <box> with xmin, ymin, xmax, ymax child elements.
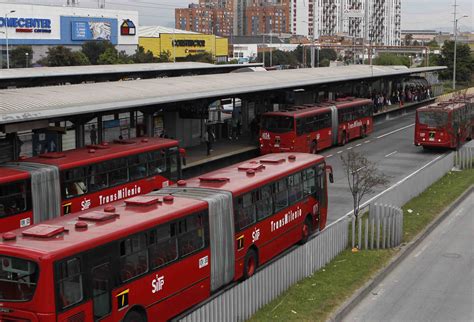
<box><xmin>87</xmin><ymin>246</ymin><xmax>115</xmax><ymax>321</ymax></box>
<box><xmin>314</xmin><ymin>164</ymin><xmax>327</xmax><ymax>229</ymax></box>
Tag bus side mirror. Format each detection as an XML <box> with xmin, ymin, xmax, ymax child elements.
<box><xmin>325</xmin><ymin>165</ymin><xmax>334</xmax><ymax>183</ymax></box>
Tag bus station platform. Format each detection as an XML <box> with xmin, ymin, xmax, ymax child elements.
<box><xmin>182</xmin><ymin>136</ymin><xmax>259</xmax><ymax>178</ymax></box>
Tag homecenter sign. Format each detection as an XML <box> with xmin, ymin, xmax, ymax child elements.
<box><xmin>0</xmin><ymin>17</ymin><xmax>52</xmax><ymax>33</ymax></box>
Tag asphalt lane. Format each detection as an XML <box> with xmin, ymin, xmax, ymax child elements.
<box><xmin>325</xmin><ymin>111</ymin><xmax>446</xmax><ymax>224</ymax></box>
<box><xmin>345</xmin><ymin>193</ymin><xmax>474</xmax><ymax>321</ymax></box>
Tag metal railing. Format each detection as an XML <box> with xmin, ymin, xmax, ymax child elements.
<box><xmin>454</xmin><ymin>146</ymin><xmax>474</xmax><ymax>170</ymax></box>
<box><xmin>351</xmin><ymin>204</ymin><xmax>403</xmax><ymax>250</ymax></box>
<box><xmin>179</xmin><ymin>218</ymin><xmax>348</xmax><ymax>322</ymax></box>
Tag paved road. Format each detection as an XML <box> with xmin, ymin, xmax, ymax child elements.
<box><xmin>325</xmin><ymin>111</ymin><xmax>446</xmax><ymax>224</ymax></box>
<box><xmin>345</xmin><ymin>193</ymin><xmax>474</xmax><ymax>321</ymax></box>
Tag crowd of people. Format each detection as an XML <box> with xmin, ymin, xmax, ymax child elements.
<box><xmin>370</xmin><ymin>85</ymin><xmax>432</xmax><ymax>113</ymax></box>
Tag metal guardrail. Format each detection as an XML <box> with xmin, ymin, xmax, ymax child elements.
<box><xmin>454</xmin><ymin>146</ymin><xmax>474</xmax><ymax>170</ymax></box>
<box><xmin>179</xmin><ymin>219</ymin><xmax>348</xmax><ymax>322</ymax></box>
<box><xmin>351</xmin><ymin>204</ymin><xmax>403</xmax><ymax>250</ymax></box>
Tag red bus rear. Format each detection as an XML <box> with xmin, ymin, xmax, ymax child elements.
<box><xmin>0</xmin><ymin>137</ymin><xmax>182</xmax><ymax>232</ymax></box>
<box><xmin>415</xmin><ymin>102</ymin><xmax>472</xmax><ymax>149</ymax></box>
<box><xmin>259</xmin><ymin>98</ymin><xmax>373</xmax><ymax>154</ymax></box>
<box><xmin>0</xmin><ymin>153</ymin><xmax>333</xmax><ymax>322</ymax></box>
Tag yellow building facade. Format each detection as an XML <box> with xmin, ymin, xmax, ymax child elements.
<box><xmin>139</xmin><ymin>32</ymin><xmax>228</xmax><ymax>62</ymax></box>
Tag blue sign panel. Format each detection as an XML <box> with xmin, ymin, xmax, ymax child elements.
<box><xmin>72</xmin><ymin>21</ymin><xmax>112</xmax><ymax>41</ymax></box>
<box><xmin>60</xmin><ymin>16</ymin><xmax>118</xmax><ymax>45</ymax></box>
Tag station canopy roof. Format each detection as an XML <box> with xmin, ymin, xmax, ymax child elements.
<box><xmin>0</xmin><ymin>65</ymin><xmax>445</xmax><ymax>125</ymax></box>
<box><xmin>0</xmin><ymin>62</ymin><xmax>258</xmax><ymax>81</ymax></box>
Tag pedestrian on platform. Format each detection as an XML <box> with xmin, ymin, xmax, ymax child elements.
<box><xmin>90</xmin><ymin>124</ymin><xmax>97</xmax><ymax>145</ymax></box>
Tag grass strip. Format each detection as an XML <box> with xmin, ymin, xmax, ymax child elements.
<box><xmin>249</xmin><ymin>169</ymin><xmax>474</xmax><ymax>322</ymax></box>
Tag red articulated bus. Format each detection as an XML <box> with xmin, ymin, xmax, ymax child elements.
<box><xmin>259</xmin><ymin>97</ymin><xmax>374</xmax><ymax>154</ymax></box>
<box><xmin>0</xmin><ymin>137</ymin><xmax>183</xmax><ymax>233</ymax></box>
<box><xmin>0</xmin><ymin>152</ymin><xmax>333</xmax><ymax>322</ymax></box>
<box><xmin>415</xmin><ymin>101</ymin><xmax>473</xmax><ymax>149</ymax></box>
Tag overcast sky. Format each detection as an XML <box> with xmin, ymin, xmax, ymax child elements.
<box><xmin>1</xmin><ymin>0</ymin><xmax>472</xmax><ymax>31</ymax></box>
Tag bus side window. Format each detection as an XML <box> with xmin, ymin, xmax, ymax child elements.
<box><xmin>107</xmin><ymin>158</ymin><xmax>129</xmax><ymax>187</ymax></box>
<box><xmin>178</xmin><ymin>212</ymin><xmax>207</xmax><ymax>257</ymax></box>
<box><xmin>148</xmin><ymin>150</ymin><xmax>166</xmax><ymax>176</ymax></box>
<box><xmin>119</xmin><ymin>234</ymin><xmax>148</xmax><ymax>282</ymax></box>
<box><xmin>89</xmin><ymin>163</ymin><xmax>108</xmax><ymax>192</ymax></box>
<box><xmin>149</xmin><ymin>223</ymin><xmax>178</xmax><ymax>269</ymax></box>
<box><xmin>56</xmin><ymin>257</ymin><xmax>84</xmax><ymax>310</ymax></box>
<box><xmin>256</xmin><ymin>185</ymin><xmax>273</xmax><ymax>220</ymax></box>
<box><xmin>0</xmin><ymin>180</ymin><xmax>29</xmax><ymax>217</ymax></box>
<box><xmin>128</xmin><ymin>153</ymin><xmax>148</xmax><ymax>181</ymax></box>
<box><xmin>167</xmin><ymin>148</ymin><xmax>179</xmax><ymax>182</ymax></box>
<box><xmin>296</xmin><ymin>118</ymin><xmax>305</xmax><ymax>136</ymax></box>
<box><xmin>234</xmin><ymin>193</ymin><xmax>256</xmax><ymax>231</ymax></box>
<box><xmin>302</xmin><ymin>168</ymin><xmax>316</xmax><ymax>196</ymax></box>
<box><xmin>273</xmin><ymin>179</ymin><xmax>288</xmax><ymax>213</ymax></box>
<box><xmin>63</xmin><ymin>168</ymin><xmax>88</xmax><ymax>199</ymax></box>
<box><xmin>287</xmin><ymin>172</ymin><xmax>303</xmax><ymax>203</ymax></box>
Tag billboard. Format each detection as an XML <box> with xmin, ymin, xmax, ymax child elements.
<box><xmin>72</xmin><ymin>21</ymin><xmax>112</xmax><ymax>41</ymax></box>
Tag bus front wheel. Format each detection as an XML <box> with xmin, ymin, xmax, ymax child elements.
<box><xmin>243</xmin><ymin>249</ymin><xmax>258</xmax><ymax>279</ymax></box>
<box><xmin>123</xmin><ymin>310</ymin><xmax>146</xmax><ymax>322</ymax></box>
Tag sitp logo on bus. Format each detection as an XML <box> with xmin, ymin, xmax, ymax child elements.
<box><xmin>152</xmin><ymin>275</ymin><xmax>165</xmax><ymax>294</ymax></box>
<box><xmin>0</xmin><ymin>17</ymin><xmax>52</xmax><ymax>33</ymax></box>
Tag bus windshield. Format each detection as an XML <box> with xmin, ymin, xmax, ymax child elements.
<box><xmin>261</xmin><ymin>116</ymin><xmax>294</xmax><ymax>133</ymax></box>
<box><xmin>0</xmin><ymin>255</ymin><xmax>38</xmax><ymax>301</ymax></box>
<box><xmin>418</xmin><ymin>111</ymin><xmax>448</xmax><ymax>127</ymax></box>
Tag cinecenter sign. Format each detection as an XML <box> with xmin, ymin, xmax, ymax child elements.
<box><xmin>0</xmin><ymin>17</ymin><xmax>52</xmax><ymax>33</ymax></box>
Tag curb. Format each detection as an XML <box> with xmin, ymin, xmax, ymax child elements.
<box><xmin>329</xmin><ymin>184</ymin><xmax>474</xmax><ymax>322</ymax></box>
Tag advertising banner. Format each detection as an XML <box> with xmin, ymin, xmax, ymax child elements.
<box><xmin>72</xmin><ymin>21</ymin><xmax>112</xmax><ymax>41</ymax></box>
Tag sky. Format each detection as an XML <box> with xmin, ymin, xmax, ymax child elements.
<box><xmin>1</xmin><ymin>0</ymin><xmax>472</xmax><ymax>31</ymax></box>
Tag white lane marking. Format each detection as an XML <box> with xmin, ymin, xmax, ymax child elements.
<box><xmin>385</xmin><ymin>151</ymin><xmax>397</xmax><ymax>158</ymax></box>
<box><xmin>356</xmin><ymin>144</ymin><xmax>362</xmax><ymax>147</ymax></box>
<box><xmin>364</xmin><ymin>140</ymin><xmax>371</xmax><ymax>144</ymax></box>
<box><xmin>413</xmin><ymin>244</ymin><xmax>428</xmax><ymax>258</ymax></box>
<box><xmin>347</xmin><ymin>147</ymin><xmax>353</xmax><ymax>150</ymax></box>
<box><xmin>337</xmin><ymin>150</ymin><xmax>343</xmax><ymax>154</ymax></box>
<box><xmin>334</xmin><ymin>153</ymin><xmax>447</xmax><ymax>222</ymax></box>
<box><xmin>326</xmin><ymin>154</ymin><xmax>333</xmax><ymax>158</ymax></box>
<box><xmin>377</xmin><ymin>123</ymin><xmax>414</xmax><ymax>139</ymax></box>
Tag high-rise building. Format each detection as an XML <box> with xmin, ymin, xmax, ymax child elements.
<box><xmin>246</xmin><ymin>0</ymin><xmax>290</xmax><ymax>35</ymax></box>
<box><xmin>290</xmin><ymin>0</ymin><xmax>400</xmax><ymax>45</ymax></box>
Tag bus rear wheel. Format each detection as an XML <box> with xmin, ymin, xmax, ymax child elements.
<box><xmin>124</xmin><ymin>310</ymin><xmax>146</xmax><ymax>322</ymax></box>
<box><xmin>243</xmin><ymin>249</ymin><xmax>258</xmax><ymax>279</ymax></box>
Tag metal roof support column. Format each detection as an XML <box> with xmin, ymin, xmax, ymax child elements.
<box><xmin>144</xmin><ymin>112</ymin><xmax>155</xmax><ymax>137</ymax></box>
<box><xmin>74</xmin><ymin>122</ymin><xmax>85</xmax><ymax>149</ymax></box>
<box><xmin>97</xmin><ymin>115</ymin><xmax>103</xmax><ymax>144</ymax></box>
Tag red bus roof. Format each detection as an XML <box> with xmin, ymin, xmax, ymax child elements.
<box><xmin>334</xmin><ymin>97</ymin><xmax>373</xmax><ymax>109</ymax></box>
<box><xmin>0</xmin><ymin>195</ymin><xmax>207</xmax><ymax>259</ymax></box>
<box><xmin>16</xmin><ymin>137</ymin><xmax>179</xmax><ymax>170</ymax></box>
<box><xmin>262</xmin><ymin>97</ymin><xmax>372</xmax><ymax>118</ymax></box>
<box><xmin>0</xmin><ymin>167</ymin><xmax>30</xmax><ymax>185</ymax></box>
<box><xmin>417</xmin><ymin>102</ymin><xmax>466</xmax><ymax>112</ymax></box>
<box><xmin>181</xmin><ymin>152</ymin><xmax>325</xmax><ymax>196</ymax></box>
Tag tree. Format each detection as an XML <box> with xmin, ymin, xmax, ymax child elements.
<box><xmin>372</xmin><ymin>53</ymin><xmax>410</xmax><ymax>67</ymax></box>
<box><xmin>179</xmin><ymin>51</ymin><xmax>214</xmax><ymax>63</ymax></box>
<box><xmin>341</xmin><ymin>151</ymin><xmax>389</xmax><ymax>221</ymax></box>
<box><xmin>43</xmin><ymin>46</ymin><xmax>89</xmax><ymax>66</ymax></box>
<box><xmin>404</xmin><ymin>33</ymin><xmax>413</xmax><ymax>46</ymax></box>
<box><xmin>81</xmin><ymin>41</ymin><xmax>116</xmax><ymax>65</ymax></box>
<box><xmin>10</xmin><ymin>45</ymin><xmax>33</xmax><ymax>68</ymax></box>
<box><xmin>133</xmin><ymin>46</ymin><xmax>155</xmax><ymax>63</ymax></box>
<box><xmin>156</xmin><ymin>50</ymin><xmax>171</xmax><ymax>63</ymax></box>
<box><xmin>434</xmin><ymin>40</ymin><xmax>473</xmax><ymax>82</ymax></box>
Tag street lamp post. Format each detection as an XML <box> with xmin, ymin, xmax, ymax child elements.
<box><xmin>452</xmin><ymin>15</ymin><xmax>468</xmax><ymax>90</ymax></box>
<box><xmin>5</xmin><ymin>10</ymin><xmax>16</xmax><ymax>69</ymax></box>
<box><xmin>25</xmin><ymin>52</ymin><xmax>29</xmax><ymax>68</ymax></box>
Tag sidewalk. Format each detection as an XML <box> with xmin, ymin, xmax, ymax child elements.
<box><xmin>373</xmin><ymin>97</ymin><xmax>435</xmax><ymax>117</ymax></box>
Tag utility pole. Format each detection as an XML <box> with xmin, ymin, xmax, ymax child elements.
<box><xmin>5</xmin><ymin>10</ymin><xmax>16</xmax><ymax>69</ymax></box>
<box><xmin>452</xmin><ymin>0</ymin><xmax>457</xmax><ymax>90</ymax></box>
